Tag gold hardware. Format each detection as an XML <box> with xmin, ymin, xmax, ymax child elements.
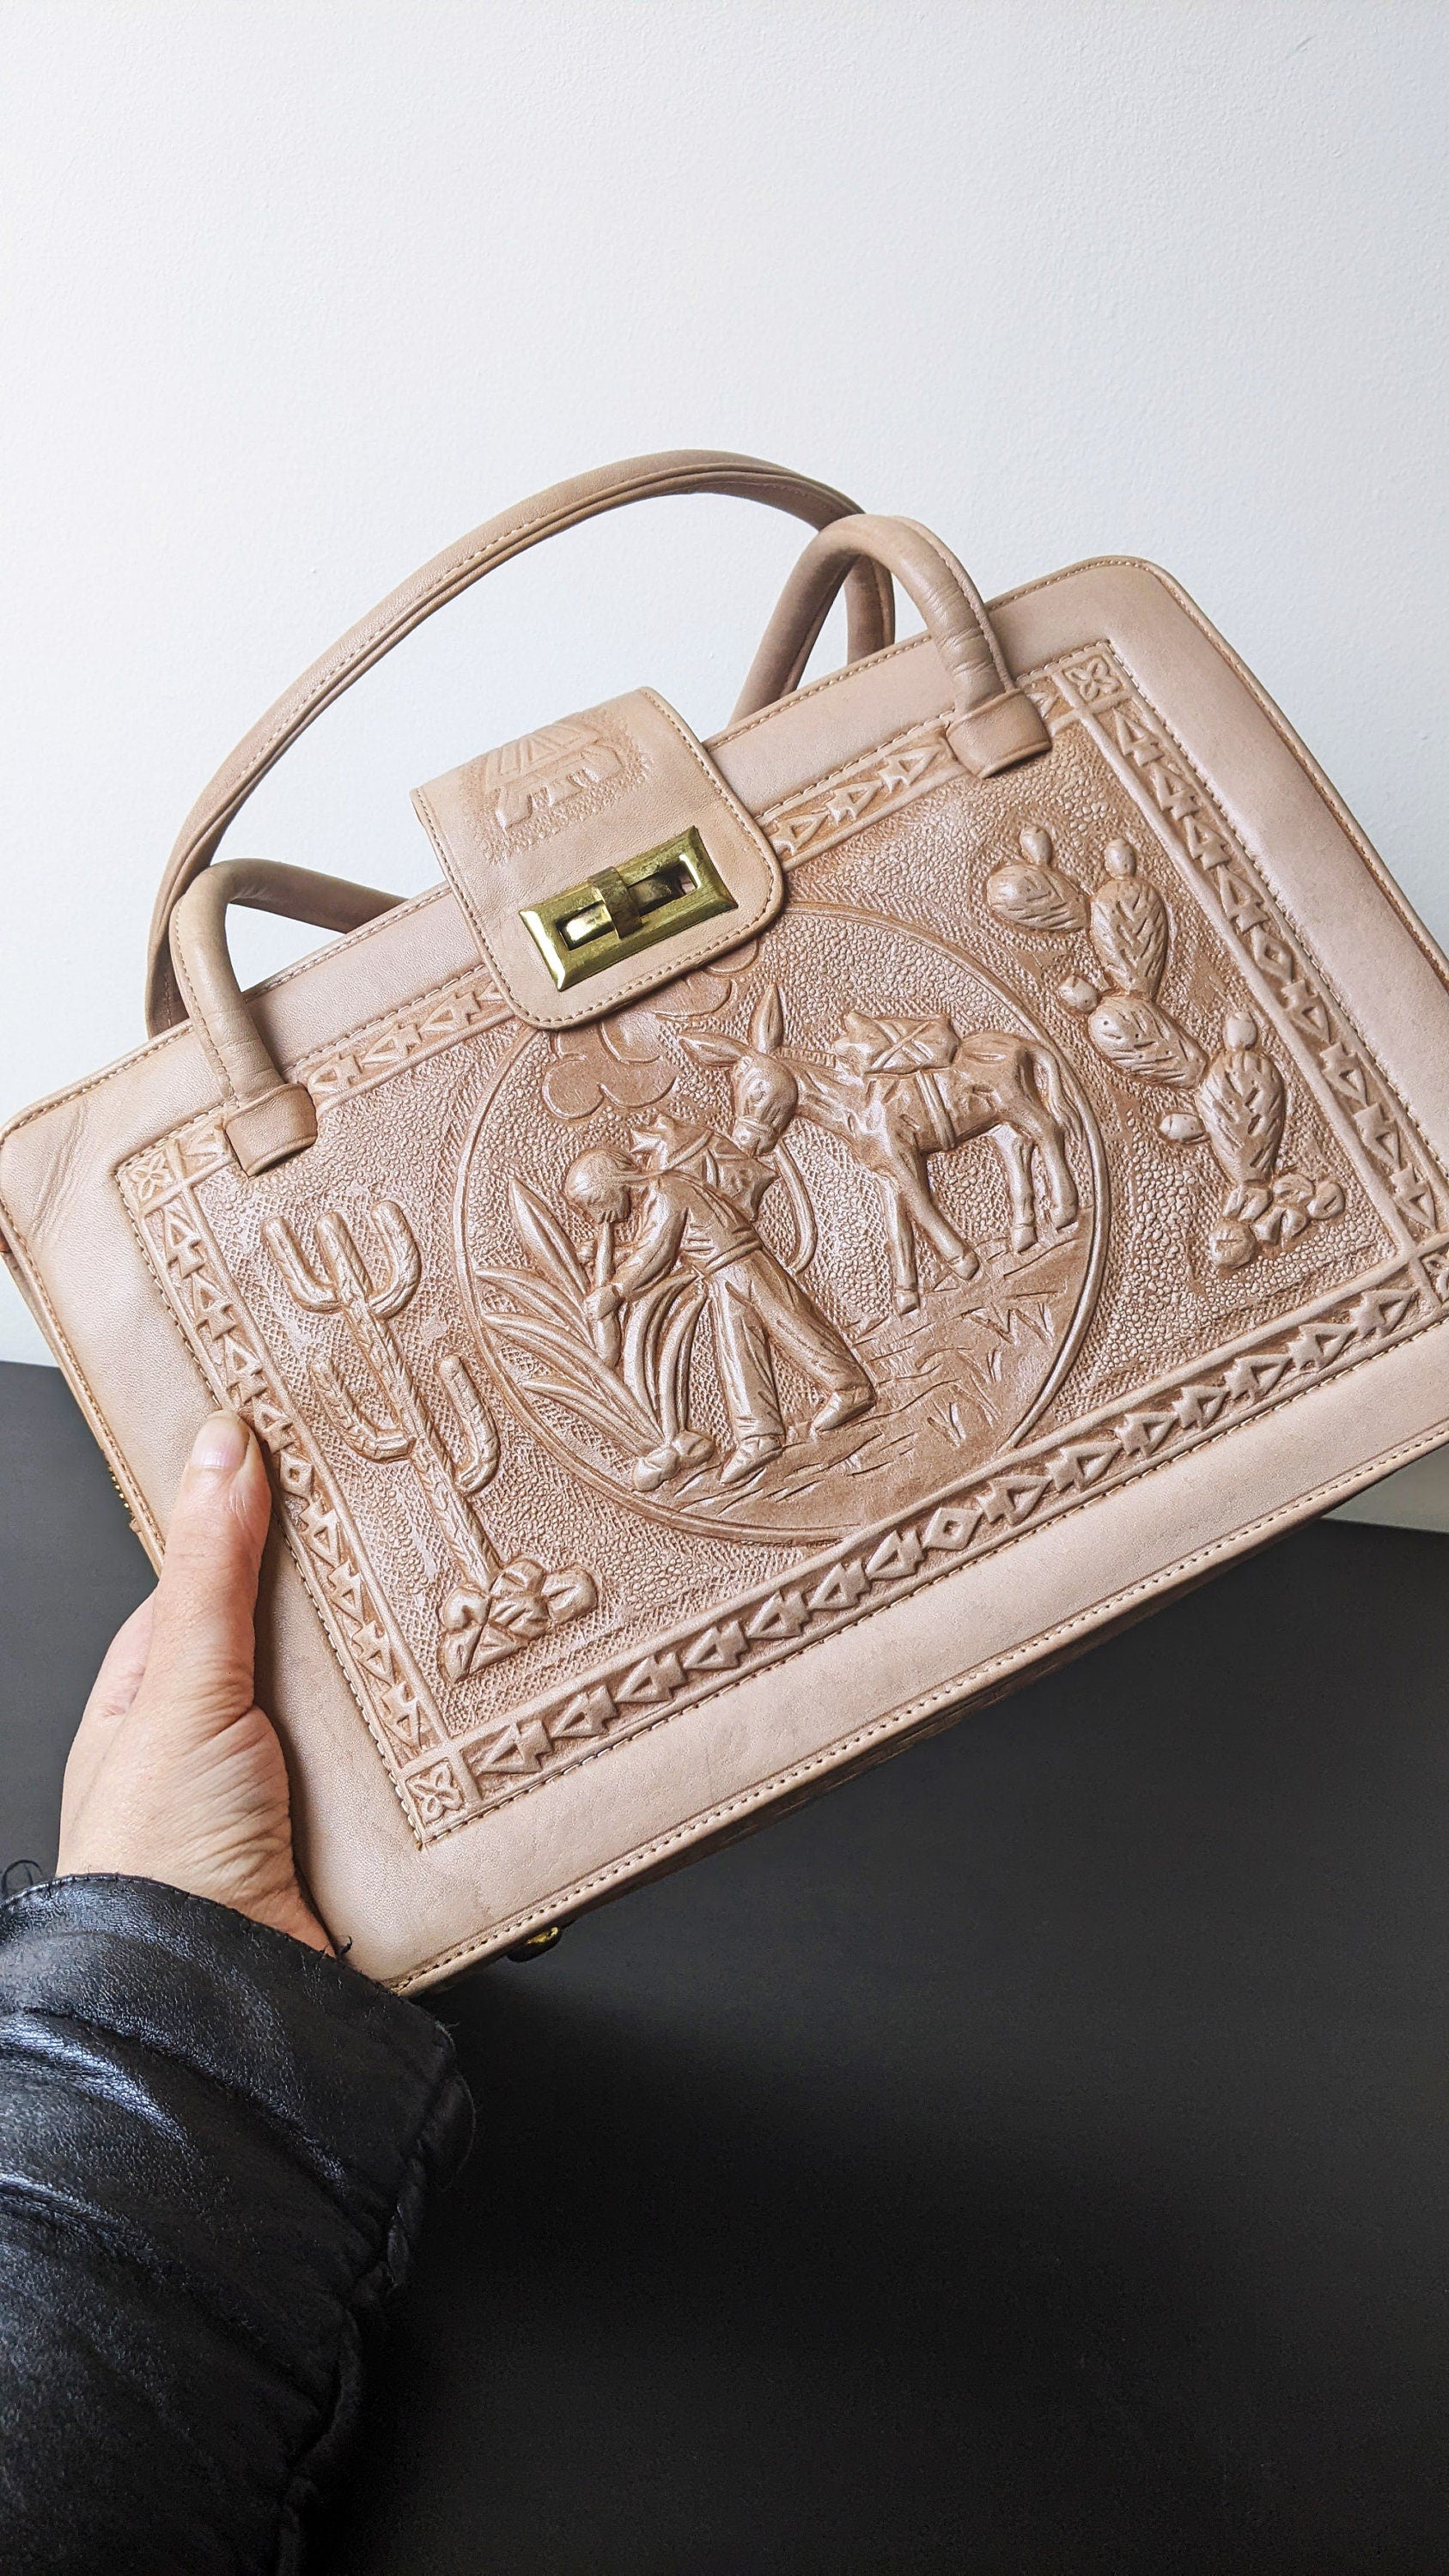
<box><xmin>506</xmin><ymin>1923</ymin><xmax>563</xmax><ymax>1962</ymax></box>
<box><xmin>520</xmin><ymin>828</ymin><xmax>738</xmax><ymax>991</ymax></box>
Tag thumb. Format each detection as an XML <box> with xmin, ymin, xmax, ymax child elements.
<box><xmin>143</xmin><ymin>1412</ymin><xmax>272</xmax><ymax>1721</ymax></box>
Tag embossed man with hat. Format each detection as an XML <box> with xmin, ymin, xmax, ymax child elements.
<box><xmin>565</xmin><ymin>1082</ymin><xmax>873</xmax><ymax>1492</ymax></box>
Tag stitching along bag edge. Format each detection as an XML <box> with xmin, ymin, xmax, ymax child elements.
<box><xmin>106</xmin><ymin>634</ymin><xmax>1449</xmax><ymax>1865</ymax></box>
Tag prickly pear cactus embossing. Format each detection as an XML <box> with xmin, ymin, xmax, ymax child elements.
<box><xmin>115</xmin><ymin>635</ymin><xmax>1449</xmax><ymax>1844</ymax></box>
<box><xmin>1088</xmin><ymin>840</ymin><xmax>1170</xmax><ymax>1000</ymax></box>
<box><xmin>1196</xmin><ymin>1017</ymin><xmax>1346</xmax><ymax>1273</ymax></box>
<box><xmin>983</xmin><ymin>830</ymin><xmax>1344</xmax><ymax>1272</ymax></box>
<box><xmin>1085</xmin><ymin>993</ymin><xmax>1206</xmax><ymax>1090</ymax></box>
<box><xmin>984</xmin><ymin>828</ymin><xmax>1088</xmax><ymax>938</ymax></box>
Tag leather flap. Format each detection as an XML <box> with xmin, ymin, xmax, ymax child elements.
<box><xmin>411</xmin><ymin>689</ymin><xmax>783</xmax><ymax>1027</ymax></box>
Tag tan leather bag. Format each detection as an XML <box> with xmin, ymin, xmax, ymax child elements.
<box><xmin>6</xmin><ymin>450</ymin><xmax>1448</xmax><ymax>1990</ymax></box>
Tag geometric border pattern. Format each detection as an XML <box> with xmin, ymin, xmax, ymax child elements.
<box><xmin>416</xmin><ymin>1245</ymin><xmax>1449</xmax><ymax>1835</ymax></box>
<box><xmin>118</xmin><ymin>641</ymin><xmax>1449</xmax><ymax>1843</ymax></box>
<box><xmin>118</xmin><ymin>1146</ymin><xmax>444</xmax><ymax>1844</ymax></box>
<box><xmin>1051</xmin><ymin>645</ymin><xmax>1446</xmax><ymax>1242</ymax></box>
<box><xmin>761</xmin><ymin>642</ymin><xmax>1446</xmax><ymax>1247</ymax></box>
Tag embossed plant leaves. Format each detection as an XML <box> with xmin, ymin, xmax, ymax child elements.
<box><xmin>477</xmin><ymin>1176</ymin><xmax>707</xmax><ymax>1481</ymax></box>
<box><xmin>507</xmin><ymin>1177</ymin><xmax>592</xmax><ymax>1299</ymax></box>
<box><xmin>460</xmin><ymin>904</ymin><xmax>1104</xmax><ymax>1547</ymax></box>
<box><xmin>113</xmin><ymin>630</ymin><xmax>1441</xmax><ymax>1844</ymax></box>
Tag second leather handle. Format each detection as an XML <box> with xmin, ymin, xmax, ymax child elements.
<box><xmin>148</xmin><ymin>450</ymin><xmax>895</xmax><ymax>1034</ymax></box>
<box><xmin>169</xmin><ymin>859</ymin><xmax>400</xmax><ymax>1174</ymax></box>
<box><xmin>731</xmin><ymin>514</ymin><xmax>1050</xmax><ymax>776</ymax></box>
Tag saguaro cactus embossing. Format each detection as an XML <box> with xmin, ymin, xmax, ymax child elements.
<box><xmin>265</xmin><ymin>1200</ymin><xmax>597</xmax><ymax>1678</ymax></box>
<box><xmin>265</xmin><ymin>1200</ymin><xmax>500</xmax><ymax>1595</ymax></box>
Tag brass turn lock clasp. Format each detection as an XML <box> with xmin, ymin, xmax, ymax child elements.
<box><xmin>520</xmin><ymin>827</ymin><xmax>737</xmax><ymax>992</ymax></box>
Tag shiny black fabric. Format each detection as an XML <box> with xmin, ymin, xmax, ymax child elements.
<box><xmin>0</xmin><ymin>1874</ymin><xmax>472</xmax><ymax>2573</ymax></box>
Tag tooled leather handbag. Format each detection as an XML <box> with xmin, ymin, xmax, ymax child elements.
<box><xmin>5</xmin><ymin>449</ymin><xmax>1448</xmax><ymax>1989</ymax></box>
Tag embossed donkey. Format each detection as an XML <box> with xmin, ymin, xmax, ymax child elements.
<box><xmin>688</xmin><ymin>989</ymin><xmax>1079</xmax><ymax>1316</ymax></box>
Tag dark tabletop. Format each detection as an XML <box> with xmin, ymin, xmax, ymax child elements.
<box><xmin>4</xmin><ymin>1355</ymin><xmax>1449</xmax><ymax>2575</ymax></box>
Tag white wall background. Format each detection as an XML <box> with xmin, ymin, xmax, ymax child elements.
<box><xmin>3</xmin><ymin>1</ymin><xmax>1446</xmax><ymax>1517</ymax></box>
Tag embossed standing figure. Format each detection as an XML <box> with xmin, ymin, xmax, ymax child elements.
<box><xmin>570</xmin><ymin>1069</ymin><xmax>873</xmax><ymax>1491</ymax></box>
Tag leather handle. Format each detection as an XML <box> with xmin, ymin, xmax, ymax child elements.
<box><xmin>169</xmin><ymin>859</ymin><xmax>400</xmax><ymax>1174</ymax></box>
<box><xmin>148</xmin><ymin>450</ymin><xmax>894</xmax><ymax>1033</ymax></box>
<box><xmin>731</xmin><ymin>514</ymin><xmax>1050</xmax><ymax>776</ymax></box>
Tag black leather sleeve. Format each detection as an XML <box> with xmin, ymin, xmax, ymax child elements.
<box><xmin>0</xmin><ymin>1874</ymin><xmax>473</xmax><ymax>2574</ymax></box>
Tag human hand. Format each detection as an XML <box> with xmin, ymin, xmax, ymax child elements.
<box><xmin>58</xmin><ymin>1411</ymin><xmax>332</xmax><ymax>1953</ymax></box>
<box><xmin>586</xmin><ymin>1280</ymin><xmax>621</xmax><ymax>1326</ymax></box>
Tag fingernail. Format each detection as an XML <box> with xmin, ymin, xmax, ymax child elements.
<box><xmin>190</xmin><ymin>1411</ymin><xmax>249</xmax><ymax>1475</ymax></box>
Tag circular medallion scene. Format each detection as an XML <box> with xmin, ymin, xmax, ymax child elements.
<box><xmin>455</xmin><ymin>903</ymin><xmax>1106</xmax><ymax>1546</ymax></box>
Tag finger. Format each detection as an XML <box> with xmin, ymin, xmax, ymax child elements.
<box><xmin>143</xmin><ymin>1413</ymin><xmax>272</xmax><ymax>1721</ymax></box>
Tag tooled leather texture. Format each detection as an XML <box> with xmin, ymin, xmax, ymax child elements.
<box><xmin>116</xmin><ymin>639</ymin><xmax>1449</xmax><ymax>1852</ymax></box>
